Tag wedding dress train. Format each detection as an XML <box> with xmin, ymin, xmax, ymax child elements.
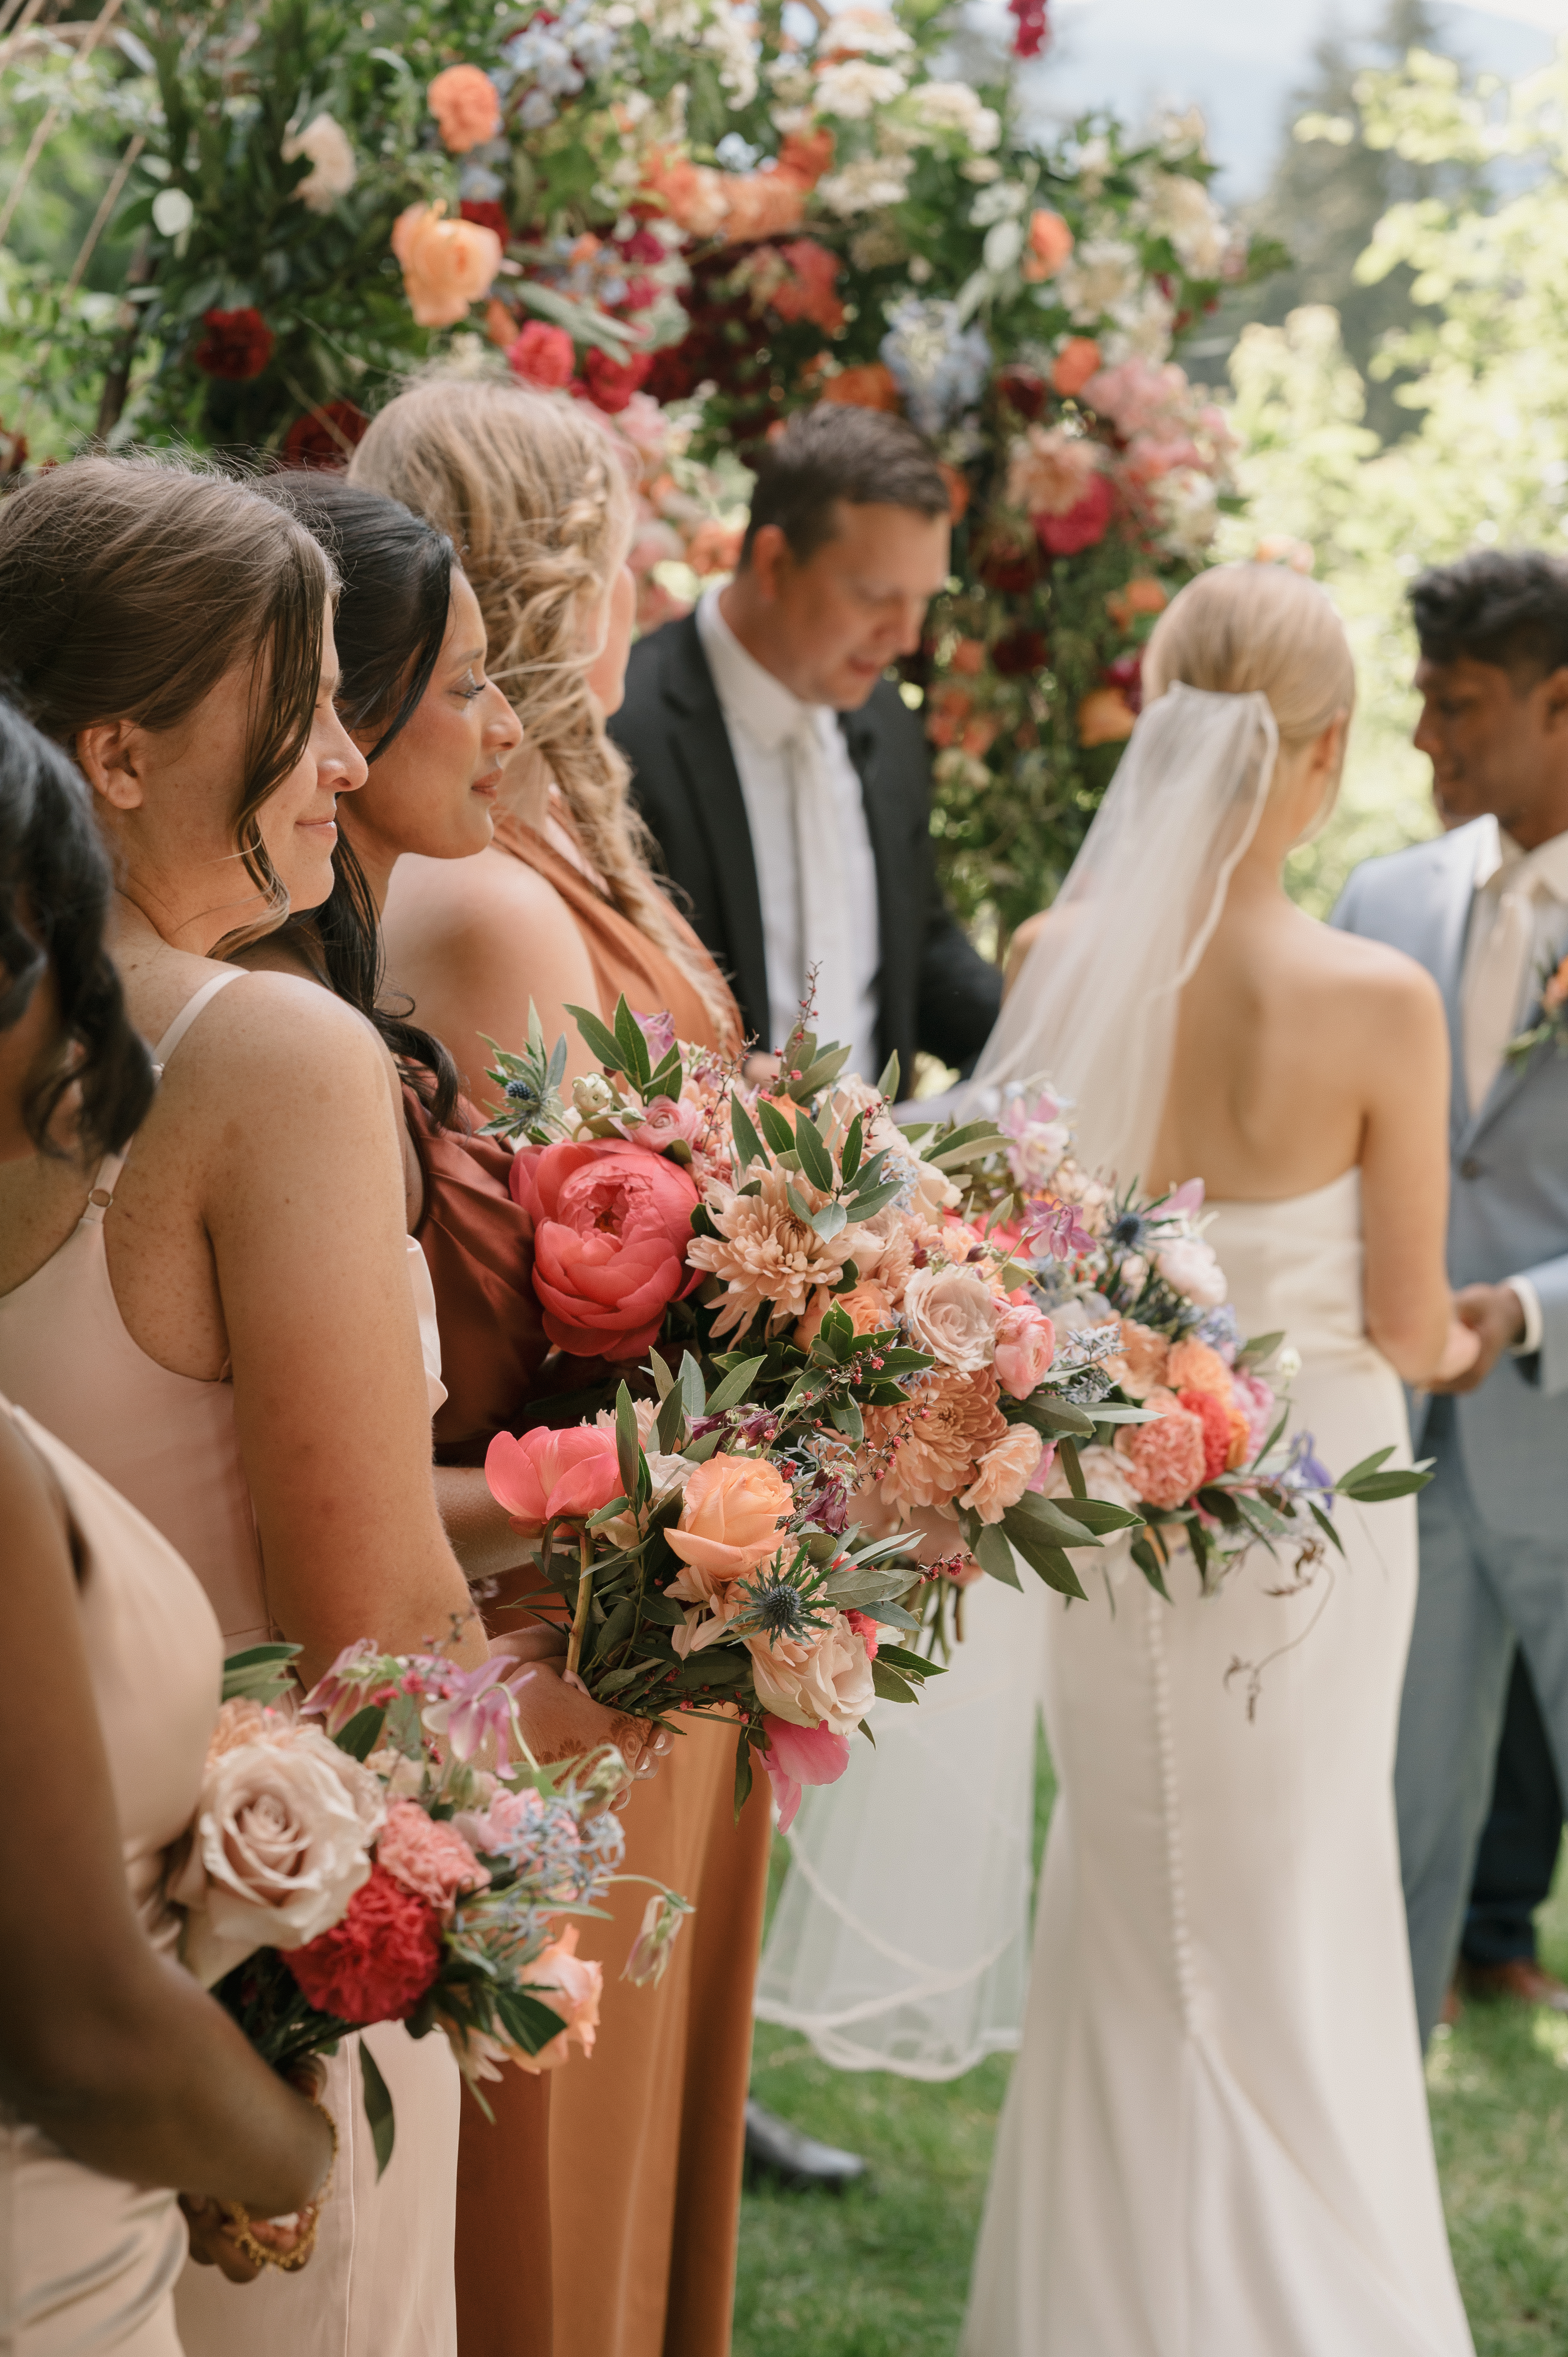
<box><xmin>962</xmin><ymin>1172</ymin><xmax>1474</xmax><ymax>2357</ymax></box>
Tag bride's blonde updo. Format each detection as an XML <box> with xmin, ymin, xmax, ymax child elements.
<box><xmin>1142</xmin><ymin>562</ymin><xmax>1355</xmax><ymax>750</ymax></box>
<box><xmin>350</xmin><ymin>371</ymin><xmax>731</xmax><ymax>1039</ymax></box>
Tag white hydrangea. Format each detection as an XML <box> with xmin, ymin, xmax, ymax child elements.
<box><xmin>703</xmin><ymin>8</ymin><xmax>757</xmax><ymax>106</ymax></box>
<box><xmin>815</xmin><ymin>57</ymin><xmax>908</xmax><ymax>118</ymax></box>
<box><xmin>1153</xmin><ymin>468</ymin><xmax>1220</xmax><ymax>560</ymax></box>
<box><xmin>1102</xmin><ymin>281</ymin><xmax>1176</xmax><ymax>360</ymax></box>
<box><xmin>821</xmin><ymin>6</ymin><xmax>915</xmax><ymax>59</ymax></box>
<box><xmin>1070</xmin><ymin>134</ymin><xmax>1112</xmax><ymax>198</ymax></box>
<box><xmin>817</xmin><ymin>152</ymin><xmax>913</xmax><ymax>217</ymax></box>
<box><xmin>1056</xmin><ymin>236</ymin><xmax>1142</xmax><ymax>323</ymax></box>
<box><xmin>908</xmin><ymin>80</ymin><xmax>1001</xmax><ymax>153</ymax></box>
<box><xmin>1158</xmin><ymin>104</ymin><xmax>1209</xmax><ymax>161</ymax></box>
<box><xmin>766</xmin><ymin>53</ymin><xmax>812</xmax><ymax>103</ymax></box>
<box><xmin>281</xmin><ymin>112</ymin><xmax>356</xmax><ymax>212</ymax></box>
<box><xmin>1135</xmin><ymin>169</ymin><xmax>1226</xmax><ymax>277</ymax></box>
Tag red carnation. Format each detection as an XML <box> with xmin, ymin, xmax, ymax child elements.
<box><xmin>1035</xmin><ymin>473</ymin><xmax>1114</xmax><ymax>557</ymax></box>
<box><xmin>281</xmin><ymin>400</ymin><xmax>369</xmax><ymax>472</ymax></box>
<box><xmin>1008</xmin><ymin>0</ymin><xmax>1050</xmax><ymax>57</ymax></box>
<box><xmin>460</xmin><ymin>198</ymin><xmax>510</xmax><ymax>241</ymax></box>
<box><xmin>508</xmin><ymin>320</ymin><xmax>576</xmax><ymax>390</ymax></box>
<box><xmin>995</xmin><ymin>365</ymin><xmax>1047</xmax><ymax>422</ymax></box>
<box><xmin>579</xmin><ymin>346</ymin><xmax>652</xmax><ymax>415</ymax></box>
<box><xmin>194</xmin><ymin>307</ymin><xmax>275</xmax><ymax>382</ymax></box>
<box><xmin>992</xmin><ymin>627</ymin><xmax>1050</xmax><ymax>678</ymax></box>
<box><xmin>1177</xmin><ymin>1388</ymin><xmax>1232</xmax><ymax>1485</ymax></box>
<box><xmin>284</xmin><ymin>1864</ymin><xmax>443</xmax><ymax>2023</ymax></box>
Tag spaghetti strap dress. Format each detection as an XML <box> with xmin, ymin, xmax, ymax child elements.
<box><xmin>0</xmin><ymin>1397</ymin><xmax>222</xmax><ymax>2357</ymax></box>
<box><xmin>0</xmin><ymin>971</ymin><xmax>461</xmax><ymax>2357</ymax></box>
<box><xmin>455</xmin><ymin>811</ymin><xmax>772</xmax><ymax>2357</ymax></box>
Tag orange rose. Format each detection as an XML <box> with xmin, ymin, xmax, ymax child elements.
<box><xmin>1078</xmin><ymin>686</ymin><xmax>1138</xmax><ymax>748</ymax></box>
<box><xmin>427</xmin><ymin>64</ymin><xmax>501</xmax><ymax>153</ymax></box>
<box><xmin>665</xmin><ymin>1454</ymin><xmax>794</xmax><ymax>1602</ymax></box>
<box><xmin>392</xmin><ymin>203</ymin><xmax>501</xmax><ymax>328</ymax></box>
<box><xmin>1165</xmin><ymin>1338</ymin><xmax>1233</xmax><ymax>1402</ymax></box>
<box><xmin>1021</xmin><ymin>208</ymin><xmax>1074</xmax><ymax>283</ymax></box>
<box><xmin>1051</xmin><ymin>337</ymin><xmax>1101</xmax><ymax>397</ymax></box>
<box><xmin>1106</xmin><ymin>575</ymin><xmax>1168</xmax><ymax>631</ymax></box>
<box><xmin>821</xmin><ymin>363</ymin><xmax>902</xmax><ymax>413</ymax></box>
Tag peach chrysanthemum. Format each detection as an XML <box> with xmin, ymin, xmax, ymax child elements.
<box><xmin>872</xmin><ymin>1369</ymin><xmax>1008</xmax><ymax>1512</ymax></box>
<box><xmin>688</xmin><ymin>1167</ymin><xmax>865</xmax><ymax>1336</ymax></box>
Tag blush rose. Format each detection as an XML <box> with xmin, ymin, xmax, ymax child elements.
<box><xmin>746</xmin><ymin>1610</ymin><xmax>875</xmax><ymax>1737</ymax></box>
<box><xmin>902</xmin><ymin>1264</ymin><xmax>999</xmax><ymax>1373</ymax></box>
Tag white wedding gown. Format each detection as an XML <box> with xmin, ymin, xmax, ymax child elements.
<box><xmin>962</xmin><ymin>1170</ymin><xmax>1474</xmax><ymax>2357</ymax></box>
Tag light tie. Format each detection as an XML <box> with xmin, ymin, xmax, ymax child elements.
<box><xmin>1464</xmin><ymin>874</ymin><xmax>1540</xmax><ymax>1113</ymax></box>
<box><xmin>786</xmin><ymin>710</ymin><xmax>855</xmax><ymax>1056</ymax></box>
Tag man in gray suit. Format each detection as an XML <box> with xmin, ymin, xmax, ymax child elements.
<box><xmin>1333</xmin><ymin>549</ymin><xmax>1568</xmax><ymax>2042</ymax></box>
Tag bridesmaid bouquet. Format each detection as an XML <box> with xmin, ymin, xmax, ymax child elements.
<box><xmin>178</xmin><ymin>1638</ymin><xmax>683</xmax><ymax>2170</ymax></box>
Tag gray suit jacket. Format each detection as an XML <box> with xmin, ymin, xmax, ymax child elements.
<box><xmin>1333</xmin><ymin>819</ymin><xmax>1568</xmax><ymax>1541</ymax></box>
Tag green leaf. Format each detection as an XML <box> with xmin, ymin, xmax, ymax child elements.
<box><xmin>360</xmin><ymin>2041</ymin><xmax>396</xmax><ymax>2180</ymax></box>
<box><xmin>655</xmin><ymin>1382</ymin><xmax>686</xmax><ymax>1455</ymax></box>
<box><xmin>1056</xmin><ymin>1438</ymin><xmax>1088</xmax><ymax>1500</ymax></box>
<box><xmin>829</xmin><ymin>1395</ymin><xmax>864</xmax><ymax>1444</ymax></box>
<box><xmin>1333</xmin><ymin>1446</ymin><xmax>1395</xmax><ymax>1490</ymax></box>
<box><xmin>877</xmin><ymin>1051</ymin><xmax>901</xmax><ymax>1100</ymax></box>
<box><xmin>794</xmin><ymin>1111</ymin><xmax>835</xmax><ymax>1191</ymax></box>
<box><xmin>871</xmin><ymin>1659</ymin><xmax>919</xmax><ymax>1703</ymax></box>
<box><xmin>221</xmin><ymin>1640</ymin><xmax>300</xmax><ymax>1705</ymax></box>
<box><xmin>841</xmin><ymin>1178</ymin><xmax>904</xmax><ymax>1223</ymax></box>
<box><xmin>1047</xmin><ymin>1496</ymin><xmax>1144</xmax><ymax>1535</ymax></box>
<box><xmin>680</xmin><ymin>1351</ymin><xmax>706</xmax><ymax>1421</ymax></box>
<box><xmin>648</xmin><ymin>1351</ymin><xmax>675</xmax><ymax>1401</ymax></box>
<box><xmin>637</xmin><ymin>1590</ymin><xmax>691</xmax><ymax>1627</ymax></box>
<box><xmin>873</xmin><ymin>1642</ymin><xmax>944</xmax><ymax>1681</ymax></box>
<box><xmin>495</xmin><ymin>1984</ymin><xmax>569</xmax><ymax>2056</ymax></box>
<box><xmin>704</xmin><ymin>1356</ymin><xmax>767</xmax><ymax>1415</ymax></box>
<box><xmin>1130</xmin><ymin>1537</ymin><xmax>1171</xmax><ymax>1599</ymax></box>
<box><xmin>1028</xmin><ymin>1397</ymin><xmax>1097</xmax><ymax>1437</ymax></box>
<box><xmin>1003</xmin><ymin>1512</ymin><xmax>1089</xmax><ymax>1599</ymax></box>
<box><xmin>974</xmin><ymin>1521</ymin><xmax>1022</xmax><ymax>1587</ymax></box>
<box><xmin>841</xmin><ymin>1112</ymin><xmax>864</xmax><ymax>1184</ymax></box>
<box><xmin>333</xmin><ymin>1703</ymin><xmax>387</xmax><ymax>1761</ymax></box>
<box><xmin>756</xmin><ymin>1098</ymin><xmax>799</xmax><ymax>1156</ymax></box>
<box><xmin>1240</xmin><ymin>1330</ymin><xmax>1286</xmax><ymax>1366</ymax></box>
<box><xmin>563</xmin><ymin>1002</ymin><xmax>626</xmax><ymax>1074</ymax></box>
<box><xmin>1338</xmin><ymin>1468</ymin><xmax>1434</xmax><ymax>1501</ymax></box>
<box><xmin>612</xmin><ymin>996</ymin><xmax>653</xmax><ymax>1089</ymax></box>
<box><xmin>1004</xmin><ymin>1493</ymin><xmax>1105</xmax><ymax>1550</ymax></box>
<box><xmin>784</xmin><ymin>1182</ymin><xmax>816</xmax><ymax>1224</ymax></box>
<box><xmin>1309</xmin><ymin>1499</ymin><xmax>1346</xmax><ymax>1556</ymax></box>
<box><xmin>733</xmin><ymin>1728</ymin><xmax>754</xmax><ymax>1819</ymax></box>
<box><xmin>614</xmin><ymin>1382</ymin><xmax>642</xmax><ymax>1502</ymax></box>
<box><xmin>812</xmin><ymin>1200</ymin><xmax>849</xmax><ymax>1241</ymax></box>
<box><xmin>846</xmin><ymin>1597</ymin><xmax>919</xmax><ymax>1631</ymax></box>
<box><xmin>729</xmin><ymin>1095</ymin><xmax>767</xmax><ymax>1172</ymax></box>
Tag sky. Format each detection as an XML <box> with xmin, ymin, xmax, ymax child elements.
<box><xmin>992</xmin><ymin>0</ymin><xmax>1560</xmax><ymax>198</ymax></box>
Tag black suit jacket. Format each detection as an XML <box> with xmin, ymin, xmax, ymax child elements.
<box><xmin>609</xmin><ymin>613</ymin><xmax>1002</xmax><ymax>1085</ymax></box>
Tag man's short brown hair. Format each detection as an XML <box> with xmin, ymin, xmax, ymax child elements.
<box><xmin>739</xmin><ymin>403</ymin><xmax>951</xmax><ymax>567</ymax></box>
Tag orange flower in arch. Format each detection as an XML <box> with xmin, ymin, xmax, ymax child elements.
<box><xmin>821</xmin><ymin>363</ymin><xmax>902</xmax><ymax>414</ymax></box>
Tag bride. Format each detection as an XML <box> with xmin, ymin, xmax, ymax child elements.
<box><xmin>769</xmin><ymin>563</ymin><xmax>1478</xmax><ymax>2353</ymax></box>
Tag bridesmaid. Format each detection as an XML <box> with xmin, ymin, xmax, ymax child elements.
<box><xmin>353</xmin><ymin>379</ymin><xmax>772</xmax><ymax>2357</ymax></box>
<box><xmin>0</xmin><ymin>457</ymin><xmax>475</xmax><ymax>2357</ymax></box>
<box><xmin>0</xmin><ymin>696</ymin><xmax>335</xmax><ymax>2348</ymax></box>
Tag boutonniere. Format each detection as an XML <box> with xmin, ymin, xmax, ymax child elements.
<box><xmin>1506</xmin><ymin>949</ymin><xmax>1568</xmax><ymax>1066</ymax></box>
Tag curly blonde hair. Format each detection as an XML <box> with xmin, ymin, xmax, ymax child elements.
<box><xmin>350</xmin><ymin>373</ymin><xmax>731</xmax><ymax>1037</ymax></box>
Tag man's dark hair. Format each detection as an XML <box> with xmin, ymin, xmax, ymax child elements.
<box><xmin>740</xmin><ymin>403</ymin><xmax>951</xmax><ymax>567</ymax></box>
<box><xmin>1409</xmin><ymin>549</ymin><xmax>1568</xmax><ymax>687</ymax></box>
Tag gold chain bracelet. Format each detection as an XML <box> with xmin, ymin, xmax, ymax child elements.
<box><xmin>221</xmin><ymin>2093</ymin><xmax>338</xmax><ymax>2273</ymax></box>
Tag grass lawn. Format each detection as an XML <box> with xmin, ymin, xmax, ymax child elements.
<box><xmin>735</xmin><ymin>1754</ymin><xmax>1568</xmax><ymax>2356</ymax></box>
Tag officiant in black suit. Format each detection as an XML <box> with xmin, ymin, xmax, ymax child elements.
<box><xmin>608</xmin><ymin>402</ymin><xmax>1002</xmax><ymax>1087</ymax></box>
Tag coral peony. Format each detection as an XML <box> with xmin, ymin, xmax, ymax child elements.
<box><xmin>665</xmin><ymin>1453</ymin><xmax>794</xmax><ymax>1603</ymax></box>
<box><xmin>1078</xmin><ymin>686</ymin><xmax>1138</xmax><ymax>747</ymax></box>
<box><xmin>510</xmin><ymin>1139</ymin><xmax>699</xmax><ymax>1356</ymax></box>
<box><xmin>428</xmin><ymin>63</ymin><xmax>501</xmax><ymax>152</ymax></box>
<box><xmin>1038</xmin><ymin>472</ymin><xmax>1116</xmax><ymax>556</ymax></box>
<box><xmin>1177</xmin><ymin>1388</ymin><xmax>1231</xmax><ymax>1484</ymax></box>
<box><xmin>902</xmin><ymin>1264</ymin><xmax>999</xmax><ymax>1375</ymax></box>
<box><xmin>959</xmin><ymin>1423</ymin><xmax>1045</xmax><ymax>1523</ymax></box>
<box><xmin>516</xmin><ymin>1924</ymin><xmax>602</xmax><ymax>2072</ymax></box>
<box><xmin>377</xmin><ymin>1799</ymin><xmax>489</xmax><ymax>1918</ymax></box>
<box><xmin>1021</xmin><ymin>207</ymin><xmax>1074</xmax><ymax>281</ymax></box>
<box><xmin>285</xmin><ymin>1864</ymin><xmax>443</xmax><ymax>2023</ymax></box>
<box><xmin>747</xmin><ymin>1610</ymin><xmax>875</xmax><ymax>1737</ymax></box>
<box><xmin>194</xmin><ymin>308</ymin><xmax>274</xmax><ymax>382</ymax></box>
<box><xmin>1052</xmin><ymin>336</ymin><xmax>1102</xmax><ymax>396</ymax></box>
<box><xmin>392</xmin><ymin>203</ymin><xmax>501</xmax><ymax>328</ymax></box>
<box><xmin>508</xmin><ymin>320</ymin><xmax>574</xmax><ymax>388</ymax></box>
<box><xmin>873</xmin><ymin>1369</ymin><xmax>1008</xmax><ymax>1513</ymax></box>
<box><xmin>993</xmin><ymin>1303</ymin><xmax>1055</xmax><ymax>1399</ymax></box>
<box><xmin>759</xmin><ymin>1714</ymin><xmax>852</xmax><ymax>1832</ymax></box>
<box><xmin>486</xmin><ymin>1423</ymin><xmax>624</xmax><ymax>1533</ymax></box>
<box><xmin>1116</xmin><ymin>1396</ymin><xmax>1206</xmax><ymax>1509</ymax></box>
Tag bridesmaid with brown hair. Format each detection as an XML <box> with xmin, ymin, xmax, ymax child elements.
<box><xmin>353</xmin><ymin>378</ymin><xmax>772</xmax><ymax>2357</ymax></box>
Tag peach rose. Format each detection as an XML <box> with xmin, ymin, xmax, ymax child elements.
<box><xmin>902</xmin><ymin>1264</ymin><xmax>999</xmax><ymax>1374</ymax></box>
<box><xmin>959</xmin><ymin>1423</ymin><xmax>1045</xmax><ymax>1524</ymax></box>
<box><xmin>1116</xmin><ymin>1319</ymin><xmax>1170</xmax><ymax>1399</ymax></box>
<box><xmin>993</xmin><ymin>1303</ymin><xmax>1055</xmax><ymax>1399</ymax></box>
<box><xmin>1106</xmin><ymin>574</ymin><xmax>1169</xmax><ymax>631</ymax></box>
<box><xmin>1078</xmin><ymin>686</ymin><xmax>1138</xmax><ymax>747</ymax></box>
<box><xmin>392</xmin><ymin>202</ymin><xmax>501</xmax><ymax>328</ymax></box>
<box><xmin>1052</xmin><ymin>336</ymin><xmax>1102</xmax><ymax>396</ymax></box>
<box><xmin>665</xmin><ymin>1453</ymin><xmax>794</xmax><ymax>1602</ymax></box>
<box><xmin>1166</xmin><ymin>1337</ymin><xmax>1233</xmax><ymax>1401</ymax></box>
<box><xmin>516</xmin><ymin>1924</ymin><xmax>602</xmax><ymax>2073</ymax></box>
<box><xmin>795</xmin><ymin>1279</ymin><xmax>894</xmax><ymax>1350</ymax></box>
<box><xmin>1116</xmin><ymin>1392</ymin><xmax>1206</xmax><ymax>1509</ymax></box>
<box><xmin>377</xmin><ymin>1799</ymin><xmax>489</xmax><ymax>1919</ymax></box>
<box><xmin>427</xmin><ymin>63</ymin><xmax>501</xmax><ymax>153</ymax></box>
<box><xmin>747</xmin><ymin>1609</ymin><xmax>875</xmax><ymax>1736</ymax></box>
<box><xmin>1021</xmin><ymin>207</ymin><xmax>1074</xmax><ymax>281</ymax></box>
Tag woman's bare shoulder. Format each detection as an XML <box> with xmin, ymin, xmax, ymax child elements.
<box><xmin>171</xmin><ymin>966</ymin><xmax>390</xmax><ymax>1101</ymax></box>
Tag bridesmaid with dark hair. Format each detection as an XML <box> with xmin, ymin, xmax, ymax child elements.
<box><xmin>0</xmin><ymin>454</ymin><xmax>480</xmax><ymax>2357</ymax></box>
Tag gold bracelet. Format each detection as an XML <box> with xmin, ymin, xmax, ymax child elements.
<box><xmin>221</xmin><ymin>2094</ymin><xmax>338</xmax><ymax>2273</ymax></box>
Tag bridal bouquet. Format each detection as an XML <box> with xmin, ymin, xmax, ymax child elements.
<box><xmin>179</xmin><ymin>1638</ymin><xmax>682</xmax><ymax>2167</ymax></box>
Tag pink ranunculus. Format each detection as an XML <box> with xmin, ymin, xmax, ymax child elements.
<box><xmin>508</xmin><ymin>320</ymin><xmax>575</xmax><ymax>388</ymax></box>
<box><xmin>377</xmin><ymin>1799</ymin><xmax>489</xmax><ymax>1919</ymax></box>
<box><xmin>485</xmin><ymin>1423</ymin><xmax>624</xmax><ymax>1533</ymax></box>
<box><xmin>1231</xmin><ymin>1366</ymin><xmax>1277</xmax><ymax>1455</ymax></box>
<box><xmin>993</xmin><ymin>1304</ymin><xmax>1055</xmax><ymax>1399</ymax></box>
<box><xmin>759</xmin><ymin>1714</ymin><xmax>852</xmax><ymax>1833</ymax></box>
<box><xmin>510</xmin><ymin>1140</ymin><xmax>699</xmax><ymax>1357</ymax></box>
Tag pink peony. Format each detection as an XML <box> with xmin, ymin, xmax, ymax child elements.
<box><xmin>993</xmin><ymin>1304</ymin><xmax>1055</xmax><ymax>1399</ymax></box>
<box><xmin>1116</xmin><ymin>1393</ymin><xmax>1206</xmax><ymax>1509</ymax></box>
<box><xmin>377</xmin><ymin>1800</ymin><xmax>489</xmax><ymax>1918</ymax></box>
<box><xmin>508</xmin><ymin>320</ymin><xmax>575</xmax><ymax>389</ymax></box>
<box><xmin>485</xmin><ymin>1423</ymin><xmax>624</xmax><ymax>1532</ymax></box>
<box><xmin>759</xmin><ymin>1715</ymin><xmax>852</xmax><ymax>1834</ymax></box>
<box><xmin>510</xmin><ymin>1139</ymin><xmax>699</xmax><ymax>1356</ymax></box>
<box><xmin>516</xmin><ymin>1924</ymin><xmax>603</xmax><ymax>2072</ymax></box>
<box><xmin>958</xmin><ymin>1423</ymin><xmax>1045</xmax><ymax>1524</ymax></box>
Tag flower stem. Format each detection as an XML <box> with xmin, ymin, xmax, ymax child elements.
<box><xmin>567</xmin><ymin>1534</ymin><xmax>594</xmax><ymax>1680</ymax></box>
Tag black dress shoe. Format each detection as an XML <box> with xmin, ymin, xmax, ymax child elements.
<box><xmin>743</xmin><ymin>2099</ymin><xmax>869</xmax><ymax>2193</ymax></box>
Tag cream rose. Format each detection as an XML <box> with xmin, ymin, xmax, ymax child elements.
<box><xmin>182</xmin><ymin>1719</ymin><xmax>385</xmax><ymax>1987</ymax></box>
<box><xmin>902</xmin><ymin>1264</ymin><xmax>999</xmax><ymax>1373</ymax></box>
<box><xmin>746</xmin><ymin>1609</ymin><xmax>876</xmax><ymax>1736</ymax></box>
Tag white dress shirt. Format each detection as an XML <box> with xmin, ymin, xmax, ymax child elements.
<box><xmin>697</xmin><ymin>587</ymin><xmax>882</xmax><ymax>1082</ymax></box>
<box><xmin>1460</xmin><ymin>816</ymin><xmax>1568</xmax><ymax>1353</ymax></box>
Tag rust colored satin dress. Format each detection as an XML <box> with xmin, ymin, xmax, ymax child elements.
<box><xmin>465</xmin><ymin>812</ymin><xmax>773</xmax><ymax>2357</ymax></box>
